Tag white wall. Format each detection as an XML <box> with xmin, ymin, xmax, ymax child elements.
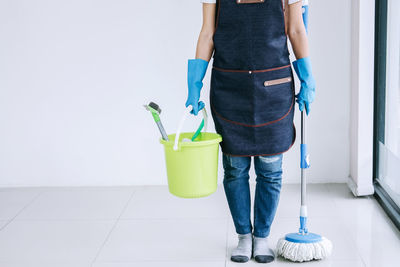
<box><xmin>348</xmin><ymin>0</ymin><xmax>375</xmax><ymax>196</ymax></box>
<box><xmin>0</xmin><ymin>0</ymin><xmax>351</xmax><ymax>187</ymax></box>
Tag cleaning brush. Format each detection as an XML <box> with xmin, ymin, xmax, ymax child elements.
<box><xmin>144</xmin><ymin>101</ymin><xmax>169</xmax><ymax>141</ymax></box>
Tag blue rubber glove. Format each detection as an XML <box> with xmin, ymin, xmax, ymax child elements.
<box><xmin>186</xmin><ymin>58</ymin><xmax>209</xmax><ymax>115</ymax></box>
<box><xmin>292</xmin><ymin>57</ymin><xmax>315</xmax><ymax>115</ymax></box>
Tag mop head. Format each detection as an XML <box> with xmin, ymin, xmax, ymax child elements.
<box><xmin>276</xmin><ymin>233</ymin><xmax>333</xmax><ymax>262</ymax></box>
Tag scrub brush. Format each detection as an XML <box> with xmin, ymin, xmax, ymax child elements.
<box><xmin>144</xmin><ymin>102</ymin><xmax>169</xmax><ymax>141</ymax></box>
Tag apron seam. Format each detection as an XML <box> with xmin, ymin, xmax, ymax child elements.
<box><xmin>282</xmin><ymin>0</ymin><xmax>288</xmax><ymax>36</ymax></box>
<box><xmin>210</xmin><ymin>95</ymin><xmax>294</xmax><ymax>128</ymax></box>
<box><xmin>212</xmin><ymin>64</ymin><xmax>291</xmax><ymax>73</ymax></box>
<box><xmin>214</xmin><ymin>0</ymin><xmax>221</xmax><ymax>34</ymax></box>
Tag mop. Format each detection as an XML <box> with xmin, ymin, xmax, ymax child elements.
<box><xmin>276</xmin><ymin>1</ymin><xmax>333</xmax><ymax>262</ymax></box>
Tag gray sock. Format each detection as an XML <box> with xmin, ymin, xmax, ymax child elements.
<box><xmin>253</xmin><ymin>236</ymin><xmax>275</xmax><ymax>263</ymax></box>
<box><xmin>231</xmin><ymin>233</ymin><xmax>253</xmax><ymax>263</ymax></box>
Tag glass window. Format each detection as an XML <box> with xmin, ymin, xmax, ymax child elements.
<box><xmin>376</xmin><ymin>0</ymin><xmax>400</xmax><ymax>207</ymax></box>
<box><xmin>374</xmin><ymin>0</ymin><xmax>400</xmax><ymax>230</ymax></box>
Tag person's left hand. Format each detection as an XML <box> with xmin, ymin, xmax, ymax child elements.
<box><xmin>293</xmin><ymin>57</ymin><xmax>315</xmax><ymax>115</ymax></box>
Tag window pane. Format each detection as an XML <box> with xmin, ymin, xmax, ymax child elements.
<box><xmin>377</xmin><ymin>0</ymin><xmax>400</xmax><ymax>206</ymax></box>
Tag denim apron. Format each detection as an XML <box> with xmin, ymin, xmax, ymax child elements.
<box><xmin>210</xmin><ymin>0</ymin><xmax>296</xmax><ymax>157</ymax></box>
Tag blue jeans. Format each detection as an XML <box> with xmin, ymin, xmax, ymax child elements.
<box><xmin>223</xmin><ymin>153</ymin><xmax>283</xmax><ymax>238</ymax></box>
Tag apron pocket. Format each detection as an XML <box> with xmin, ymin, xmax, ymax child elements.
<box><xmin>264</xmin><ymin>77</ymin><xmax>292</xmax><ymax>87</ymax></box>
<box><xmin>210</xmin><ymin>65</ymin><xmax>294</xmax><ymax>127</ymax></box>
<box><xmin>236</xmin><ymin>0</ymin><xmax>265</xmax><ymax>4</ymax></box>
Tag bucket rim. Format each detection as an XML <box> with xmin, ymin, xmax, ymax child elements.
<box><xmin>160</xmin><ymin>132</ymin><xmax>222</xmax><ymax>147</ymax></box>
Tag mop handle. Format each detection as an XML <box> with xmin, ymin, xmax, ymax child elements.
<box><xmin>300</xmin><ymin>111</ymin><xmax>308</xmax><ymax>206</ymax></box>
<box><xmin>156</xmin><ymin>121</ymin><xmax>169</xmax><ymax>141</ymax></box>
<box><xmin>300</xmin><ymin>0</ymin><xmax>310</xmax><ymax>207</ymax></box>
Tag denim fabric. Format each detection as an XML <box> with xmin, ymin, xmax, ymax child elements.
<box><xmin>211</xmin><ymin>67</ymin><xmax>294</xmax><ymax>125</ymax></box>
<box><xmin>210</xmin><ymin>67</ymin><xmax>295</xmax><ymax>156</ymax></box>
<box><xmin>213</xmin><ymin>0</ymin><xmax>290</xmax><ymax>70</ymax></box>
<box><xmin>223</xmin><ymin>153</ymin><xmax>283</xmax><ymax>238</ymax></box>
<box><xmin>209</xmin><ymin>0</ymin><xmax>296</xmax><ymax>156</ymax></box>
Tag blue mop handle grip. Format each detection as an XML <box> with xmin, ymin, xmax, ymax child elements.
<box><xmin>300</xmin><ymin>144</ymin><xmax>310</xmax><ymax>169</ymax></box>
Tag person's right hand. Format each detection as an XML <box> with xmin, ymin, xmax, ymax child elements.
<box><xmin>186</xmin><ymin>58</ymin><xmax>209</xmax><ymax>115</ymax></box>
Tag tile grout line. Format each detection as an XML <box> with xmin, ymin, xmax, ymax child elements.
<box><xmin>326</xmin><ymin>183</ymin><xmax>393</xmax><ymax>221</ymax></box>
<box><xmin>222</xmin><ymin>184</ymin><xmax>229</xmax><ymax>267</ymax></box>
<box><xmin>225</xmin><ymin>217</ymin><xmax>229</xmax><ymax>267</ymax></box>
<box><xmin>90</xmin><ymin>188</ymin><xmax>137</xmax><ymax>266</ymax></box>
<box><xmin>324</xmin><ymin>184</ymin><xmax>371</xmax><ymax>267</ymax></box>
<box><xmin>360</xmin><ymin>254</ymin><xmax>368</xmax><ymax>267</ymax></box>
<box><xmin>0</xmin><ymin>190</ymin><xmax>43</xmax><ymax>231</ymax></box>
<box><xmin>349</xmin><ymin>232</ymin><xmax>369</xmax><ymax>267</ymax></box>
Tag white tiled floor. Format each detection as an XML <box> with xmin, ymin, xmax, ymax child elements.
<box><xmin>0</xmin><ymin>184</ymin><xmax>399</xmax><ymax>267</ymax></box>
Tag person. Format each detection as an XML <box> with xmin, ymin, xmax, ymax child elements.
<box><xmin>186</xmin><ymin>0</ymin><xmax>315</xmax><ymax>263</ymax></box>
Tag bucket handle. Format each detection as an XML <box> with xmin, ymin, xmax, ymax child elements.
<box><xmin>173</xmin><ymin>106</ymin><xmax>208</xmax><ymax>151</ymax></box>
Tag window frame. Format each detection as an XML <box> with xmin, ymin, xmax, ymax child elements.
<box><xmin>373</xmin><ymin>0</ymin><xmax>400</xmax><ymax>230</ymax></box>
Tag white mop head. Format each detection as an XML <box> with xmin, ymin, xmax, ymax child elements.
<box><xmin>276</xmin><ymin>237</ymin><xmax>333</xmax><ymax>262</ymax></box>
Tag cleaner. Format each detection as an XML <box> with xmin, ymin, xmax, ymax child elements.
<box><xmin>188</xmin><ymin>0</ymin><xmax>317</xmax><ymax>263</ymax></box>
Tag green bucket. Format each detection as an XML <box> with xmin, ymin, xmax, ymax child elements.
<box><xmin>160</xmin><ymin>108</ymin><xmax>222</xmax><ymax>198</ymax></box>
